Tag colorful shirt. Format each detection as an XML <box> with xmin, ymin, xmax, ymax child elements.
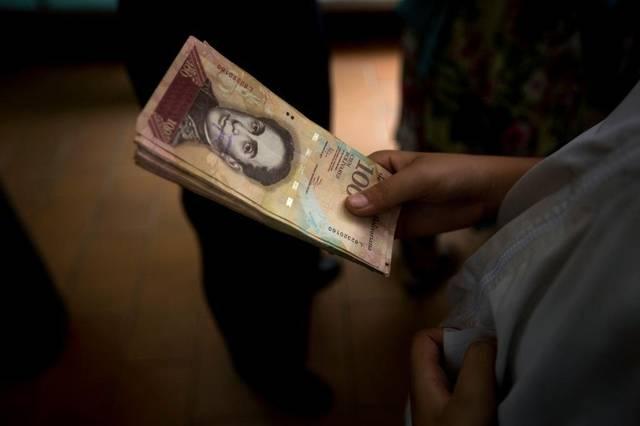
<box><xmin>396</xmin><ymin>0</ymin><xmax>640</xmax><ymax>156</ymax></box>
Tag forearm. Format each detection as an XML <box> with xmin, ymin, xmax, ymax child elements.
<box><xmin>479</xmin><ymin>156</ymin><xmax>541</xmax><ymax>220</ymax></box>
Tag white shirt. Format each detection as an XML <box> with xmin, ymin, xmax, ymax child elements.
<box><xmin>443</xmin><ymin>80</ymin><xmax>640</xmax><ymax>425</ymax></box>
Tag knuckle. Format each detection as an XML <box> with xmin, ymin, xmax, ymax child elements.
<box><xmin>365</xmin><ymin>181</ymin><xmax>388</xmax><ymax>207</ymax></box>
<box><xmin>413</xmin><ymin>328</ymin><xmax>435</xmax><ymax>345</ymax></box>
<box><xmin>411</xmin><ymin>328</ymin><xmax>441</xmax><ymax>353</ymax></box>
<box><xmin>368</xmin><ymin>149</ymin><xmax>391</xmax><ymax>162</ymax></box>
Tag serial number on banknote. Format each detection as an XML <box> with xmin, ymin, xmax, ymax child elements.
<box><xmin>327</xmin><ymin>226</ymin><xmax>366</xmax><ymax>249</ymax></box>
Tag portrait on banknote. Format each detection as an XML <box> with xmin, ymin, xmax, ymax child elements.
<box><xmin>171</xmin><ymin>80</ymin><xmax>295</xmax><ymax>186</ymax></box>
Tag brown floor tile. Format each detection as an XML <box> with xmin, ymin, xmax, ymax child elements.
<box><xmin>125</xmin><ymin>226</ymin><xmax>202</xmax><ymax>361</ymax></box>
<box><xmin>64</xmin><ymin>229</ymin><xmax>149</xmax><ymax>317</ymax></box>
<box><xmin>32</xmin><ymin>315</ymin><xmax>128</xmax><ymax>425</ymax></box>
<box><xmin>348</xmin><ymin>299</ymin><xmax>417</xmax><ymax>411</ymax></box>
<box><xmin>125</xmin><ymin>294</ymin><xmax>200</xmax><ymax>363</ymax></box>
<box><xmin>343</xmin><ymin>261</ymin><xmax>408</xmax><ymax>303</ymax></box>
<box><xmin>24</xmin><ymin>196</ymin><xmax>98</xmax><ymax>287</ymax></box>
<box><xmin>191</xmin><ymin>315</ymin><xmax>269</xmax><ymax>423</ymax></box>
<box><xmin>152</xmin><ymin>187</ymin><xmax>190</xmax><ymax>230</ymax></box>
<box><xmin>308</xmin><ymin>279</ymin><xmax>353</xmax><ymax>411</ymax></box>
<box><xmin>91</xmin><ymin>172</ymin><xmax>164</xmax><ymax>235</ymax></box>
<box><xmin>111</xmin><ymin>362</ymin><xmax>192</xmax><ymax>426</ymax></box>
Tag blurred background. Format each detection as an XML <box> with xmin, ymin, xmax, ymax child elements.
<box><xmin>0</xmin><ymin>1</ymin><xmax>484</xmax><ymax>425</ymax></box>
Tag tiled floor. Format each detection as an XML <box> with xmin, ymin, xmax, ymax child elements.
<box><xmin>0</xmin><ymin>45</ymin><xmax>454</xmax><ymax>425</ymax></box>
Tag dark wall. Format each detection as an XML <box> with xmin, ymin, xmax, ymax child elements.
<box><xmin>0</xmin><ymin>8</ymin><xmax>401</xmax><ymax>70</ymax></box>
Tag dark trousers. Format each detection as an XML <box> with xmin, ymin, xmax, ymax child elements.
<box><xmin>119</xmin><ymin>0</ymin><xmax>332</xmax><ymax>380</ymax></box>
<box><xmin>0</xmin><ymin>184</ymin><xmax>67</xmax><ymax>384</ymax></box>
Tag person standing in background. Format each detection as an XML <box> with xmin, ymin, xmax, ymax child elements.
<box><xmin>119</xmin><ymin>0</ymin><xmax>339</xmax><ymax>417</ymax></box>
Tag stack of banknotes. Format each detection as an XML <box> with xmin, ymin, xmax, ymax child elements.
<box><xmin>134</xmin><ymin>36</ymin><xmax>399</xmax><ymax>275</ymax></box>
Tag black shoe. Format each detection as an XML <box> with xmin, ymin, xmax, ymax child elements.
<box><xmin>242</xmin><ymin>369</ymin><xmax>334</xmax><ymax>417</ymax></box>
<box><xmin>310</xmin><ymin>256</ymin><xmax>342</xmax><ymax>293</ymax></box>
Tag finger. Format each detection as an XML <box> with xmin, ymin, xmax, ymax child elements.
<box><xmin>410</xmin><ymin>328</ymin><xmax>451</xmax><ymax>426</ymax></box>
<box><xmin>345</xmin><ymin>159</ymin><xmax>427</xmax><ymax>216</ymax></box>
<box><xmin>368</xmin><ymin>150</ymin><xmax>419</xmax><ymax>173</ymax></box>
<box><xmin>448</xmin><ymin>339</ymin><xmax>497</xmax><ymax>426</ymax></box>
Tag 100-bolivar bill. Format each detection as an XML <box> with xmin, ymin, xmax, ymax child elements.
<box><xmin>135</xmin><ymin>36</ymin><xmax>399</xmax><ymax>275</ymax></box>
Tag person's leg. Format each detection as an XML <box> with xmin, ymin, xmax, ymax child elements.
<box><xmin>0</xmin><ymin>184</ymin><xmax>67</xmax><ymax>385</ymax></box>
<box><xmin>119</xmin><ymin>0</ymin><xmax>337</xmax><ymax>415</ymax></box>
<box><xmin>181</xmin><ymin>190</ymin><xmax>333</xmax><ymax>415</ymax></box>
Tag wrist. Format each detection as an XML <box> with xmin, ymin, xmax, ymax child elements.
<box><xmin>482</xmin><ymin>156</ymin><xmax>541</xmax><ymax>220</ymax></box>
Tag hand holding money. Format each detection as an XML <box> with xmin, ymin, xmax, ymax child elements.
<box><xmin>134</xmin><ymin>37</ymin><xmax>399</xmax><ymax>275</ymax></box>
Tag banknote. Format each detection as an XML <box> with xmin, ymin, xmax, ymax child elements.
<box><xmin>135</xmin><ymin>37</ymin><xmax>399</xmax><ymax>275</ymax></box>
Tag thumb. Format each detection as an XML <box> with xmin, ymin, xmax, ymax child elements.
<box><xmin>345</xmin><ymin>162</ymin><xmax>422</xmax><ymax>216</ymax></box>
<box><xmin>447</xmin><ymin>339</ymin><xmax>497</xmax><ymax>426</ymax></box>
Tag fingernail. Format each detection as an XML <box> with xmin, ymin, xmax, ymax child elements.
<box><xmin>348</xmin><ymin>193</ymin><xmax>369</xmax><ymax>209</ymax></box>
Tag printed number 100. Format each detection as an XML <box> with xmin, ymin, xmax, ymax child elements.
<box><xmin>346</xmin><ymin>160</ymin><xmax>375</xmax><ymax>195</ymax></box>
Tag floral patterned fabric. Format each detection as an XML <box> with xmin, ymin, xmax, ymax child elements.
<box><xmin>396</xmin><ymin>0</ymin><xmax>640</xmax><ymax>156</ymax></box>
